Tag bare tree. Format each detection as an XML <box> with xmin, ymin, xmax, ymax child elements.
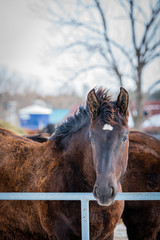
<box><xmin>0</xmin><ymin>67</ymin><xmax>41</xmax><ymax>96</ymax></box>
<box><xmin>32</xmin><ymin>0</ymin><xmax>160</xmax><ymax>129</ymax></box>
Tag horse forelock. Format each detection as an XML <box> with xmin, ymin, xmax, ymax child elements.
<box><xmin>95</xmin><ymin>88</ymin><xmax>128</xmax><ymax>126</ymax></box>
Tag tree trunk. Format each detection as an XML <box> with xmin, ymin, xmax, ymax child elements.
<box><xmin>134</xmin><ymin>65</ymin><xmax>144</xmax><ymax>130</ymax></box>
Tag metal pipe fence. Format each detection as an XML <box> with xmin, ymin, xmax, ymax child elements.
<box><xmin>0</xmin><ymin>192</ymin><xmax>160</xmax><ymax>240</ymax></box>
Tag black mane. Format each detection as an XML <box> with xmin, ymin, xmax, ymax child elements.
<box><xmin>49</xmin><ymin>105</ymin><xmax>90</xmax><ymax>141</ymax></box>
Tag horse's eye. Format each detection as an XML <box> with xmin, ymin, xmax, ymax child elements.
<box><xmin>123</xmin><ymin>135</ymin><xmax>128</xmax><ymax>142</ymax></box>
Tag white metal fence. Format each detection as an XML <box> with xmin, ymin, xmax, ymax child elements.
<box><xmin>0</xmin><ymin>192</ymin><xmax>160</xmax><ymax>240</ymax></box>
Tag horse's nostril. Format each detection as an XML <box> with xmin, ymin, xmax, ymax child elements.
<box><xmin>95</xmin><ymin>186</ymin><xmax>98</xmax><ymax>196</ymax></box>
<box><xmin>94</xmin><ymin>186</ymin><xmax>99</xmax><ymax>198</ymax></box>
<box><xmin>110</xmin><ymin>186</ymin><xmax>114</xmax><ymax>197</ymax></box>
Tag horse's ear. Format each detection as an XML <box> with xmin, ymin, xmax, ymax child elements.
<box><xmin>87</xmin><ymin>89</ymin><xmax>100</xmax><ymax>120</ymax></box>
<box><xmin>116</xmin><ymin>87</ymin><xmax>129</xmax><ymax>118</ymax></box>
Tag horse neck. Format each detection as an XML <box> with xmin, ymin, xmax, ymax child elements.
<box><xmin>59</xmin><ymin>122</ymin><xmax>95</xmax><ymax>191</ymax></box>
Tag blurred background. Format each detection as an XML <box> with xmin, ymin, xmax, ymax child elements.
<box><xmin>0</xmin><ymin>0</ymin><xmax>160</xmax><ymax>138</ymax></box>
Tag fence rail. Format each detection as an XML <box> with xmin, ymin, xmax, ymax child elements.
<box><xmin>1</xmin><ymin>192</ymin><xmax>160</xmax><ymax>200</ymax></box>
<box><xmin>0</xmin><ymin>192</ymin><xmax>160</xmax><ymax>240</ymax></box>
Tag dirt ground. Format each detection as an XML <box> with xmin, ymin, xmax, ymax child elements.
<box><xmin>114</xmin><ymin>220</ymin><xmax>128</xmax><ymax>240</ymax></box>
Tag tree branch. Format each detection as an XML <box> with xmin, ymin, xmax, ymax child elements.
<box><xmin>94</xmin><ymin>0</ymin><xmax>122</xmax><ymax>82</ymax></box>
<box><xmin>148</xmin><ymin>40</ymin><xmax>160</xmax><ymax>53</ymax></box>
<box><xmin>145</xmin><ymin>52</ymin><xmax>160</xmax><ymax>64</ymax></box>
<box><xmin>94</xmin><ymin>0</ymin><xmax>107</xmax><ymax>33</ymax></box>
<box><xmin>67</xmin><ymin>64</ymin><xmax>110</xmax><ymax>82</ymax></box>
<box><xmin>129</xmin><ymin>0</ymin><xmax>138</xmax><ymax>51</ymax></box>
<box><xmin>109</xmin><ymin>39</ymin><xmax>135</xmax><ymax>68</ymax></box>
<box><xmin>140</xmin><ymin>1</ymin><xmax>160</xmax><ymax>49</ymax></box>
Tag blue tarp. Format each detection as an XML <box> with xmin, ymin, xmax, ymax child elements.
<box><xmin>19</xmin><ymin>104</ymin><xmax>52</xmax><ymax>130</ymax></box>
<box><xmin>19</xmin><ymin>105</ymin><xmax>69</xmax><ymax>130</ymax></box>
<box><xmin>20</xmin><ymin>114</ymin><xmax>51</xmax><ymax>130</ymax></box>
<box><xmin>50</xmin><ymin>109</ymin><xmax>70</xmax><ymax>125</ymax></box>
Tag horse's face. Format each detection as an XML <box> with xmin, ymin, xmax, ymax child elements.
<box><xmin>89</xmin><ymin>121</ymin><xmax>129</xmax><ymax>206</ymax></box>
<box><xmin>87</xmin><ymin>87</ymin><xmax>129</xmax><ymax>206</ymax></box>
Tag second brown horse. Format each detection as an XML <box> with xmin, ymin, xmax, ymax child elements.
<box><xmin>122</xmin><ymin>131</ymin><xmax>160</xmax><ymax>240</ymax></box>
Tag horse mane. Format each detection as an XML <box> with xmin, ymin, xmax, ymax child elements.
<box><xmin>49</xmin><ymin>105</ymin><xmax>90</xmax><ymax>141</ymax></box>
<box><xmin>50</xmin><ymin>87</ymin><xmax>127</xmax><ymax>142</ymax></box>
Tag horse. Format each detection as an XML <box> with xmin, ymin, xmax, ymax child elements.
<box><xmin>26</xmin><ymin>120</ymin><xmax>160</xmax><ymax>239</ymax></box>
<box><xmin>0</xmin><ymin>87</ymin><xmax>129</xmax><ymax>240</ymax></box>
<box><xmin>40</xmin><ymin>123</ymin><xmax>55</xmax><ymax>135</ymax></box>
<box><xmin>122</xmin><ymin>130</ymin><xmax>160</xmax><ymax>240</ymax></box>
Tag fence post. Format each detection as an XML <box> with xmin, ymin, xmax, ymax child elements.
<box><xmin>81</xmin><ymin>198</ymin><xmax>90</xmax><ymax>240</ymax></box>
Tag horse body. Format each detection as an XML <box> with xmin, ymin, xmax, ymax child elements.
<box><xmin>0</xmin><ymin>88</ymin><xmax>129</xmax><ymax>240</ymax></box>
<box><xmin>122</xmin><ymin>131</ymin><xmax>160</xmax><ymax>240</ymax></box>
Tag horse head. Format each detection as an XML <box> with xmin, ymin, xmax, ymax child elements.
<box><xmin>87</xmin><ymin>87</ymin><xmax>129</xmax><ymax>206</ymax></box>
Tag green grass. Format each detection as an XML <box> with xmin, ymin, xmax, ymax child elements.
<box><xmin>0</xmin><ymin>120</ymin><xmax>27</xmax><ymax>136</ymax></box>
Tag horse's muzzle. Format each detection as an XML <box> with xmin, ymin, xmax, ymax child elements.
<box><xmin>93</xmin><ymin>181</ymin><xmax>118</xmax><ymax>206</ymax></box>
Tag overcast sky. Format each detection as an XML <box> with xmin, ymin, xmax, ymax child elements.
<box><xmin>0</xmin><ymin>0</ymin><xmax>159</xmax><ymax>96</ymax></box>
<box><xmin>0</xmin><ymin>1</ymin><xmax>52</xmax><ymax>81</ymax></box>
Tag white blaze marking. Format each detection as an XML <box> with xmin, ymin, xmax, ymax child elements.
<box><xmin>103</xmin><ymin>124</ymin><xmax>113</xmax><ymax>131</ymax></box>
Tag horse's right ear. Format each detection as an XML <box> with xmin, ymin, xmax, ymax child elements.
<box><xmin>87</xmin><ymin>89</ymin><xmax>100</xmax><ymax>120</ymax></box>
<box><xmin>116</xmin><ymin>87</ymin><xmax>129</xmax><ymax>118</ymax></box>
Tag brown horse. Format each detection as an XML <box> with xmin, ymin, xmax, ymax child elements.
<box><xmin>27</xmin><ymin>118</ymin><xmax>160</xmax><ymax>239</ymax></box>
<box><xmin>0</xmin><ymin>87</ymin><xmax>129</xmax><ymax>240</ymax></box>
<box><xmin>122</xmin><ymin>131</ymin><xmax>160</xmax><ymax>240</ymax></box>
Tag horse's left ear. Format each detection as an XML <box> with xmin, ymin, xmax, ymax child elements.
<box><xmin>116</xmin><ymin>87</ymin><xmax>129</xmax><ymax>118</ymax></box>
<box><xmin>87</xmin><ymin>89</ymin><xmax>100</xmax><ymax>120</ymax></box>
